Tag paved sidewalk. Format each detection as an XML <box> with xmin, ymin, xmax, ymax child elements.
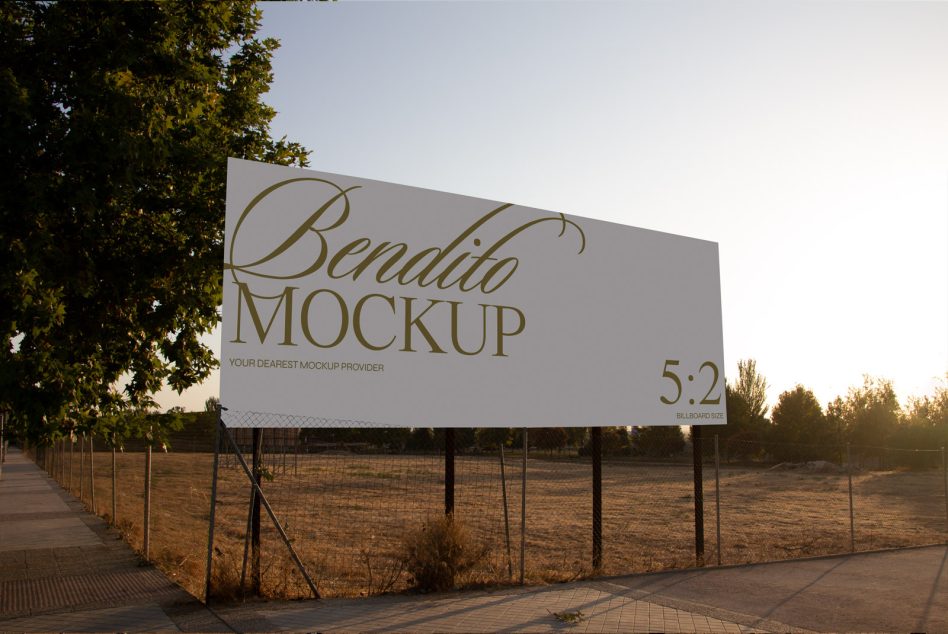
<box><xmin>215</xmin><ymin>545</ymin><xmax>946</xmax><ymax>633</ymax></box>
<box><xmin>0</xmin><ymin>447</ymin><xmax>230</xmax><ymax>633</ymax></box>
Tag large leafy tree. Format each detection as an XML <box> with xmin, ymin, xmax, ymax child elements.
<box><xmin>0</xmin><ymin>1</ymin><xmax>308</xmax><ymax>442</ymax></box>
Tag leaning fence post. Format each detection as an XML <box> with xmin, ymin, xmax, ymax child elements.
<box><xmin>714</xmin><ymin>434</ymin><xmax>722</xmax><ymax>566</ymax></box>
<box><xmin>499</xmin><ymin>443</ymin><xmax>513</xmax><ymax>580</ymax></box>
<box><xmin>847</xmin><ymin>443</ymin><xmax>855</xmax><ymax>552</ymax></box>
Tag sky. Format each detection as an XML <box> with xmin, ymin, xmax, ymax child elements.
<box><xmin>157</xmin><ymin>0</ymin><xmax>948</xmax><ymax>414</ymax></box>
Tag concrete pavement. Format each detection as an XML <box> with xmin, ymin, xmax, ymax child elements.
<box><xmin>213</xmin><ymin>545</ymin><xmax>946</xmax><ymax>632</ymax></box>
<box><xmin>0</xmin><ymin>447</ymin><xmax>230</xmax><ymax>632</ymax></box>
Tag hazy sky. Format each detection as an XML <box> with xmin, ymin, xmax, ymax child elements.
<box><xmin>158</xmin><ymin>1</ymin><xmax>947</xmax><ymax>414</ymax></box>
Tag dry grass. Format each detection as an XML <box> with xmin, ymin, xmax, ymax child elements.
<box><xmin>58</xmin><ymin>449</ymin><xmax>947</xmax><ymax>602</ymax></box>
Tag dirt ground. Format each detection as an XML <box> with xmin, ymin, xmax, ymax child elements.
<box><xmin>56</xmin><ymin>449</ymin><xmax>947</xmax><ymax>600</ymax></box>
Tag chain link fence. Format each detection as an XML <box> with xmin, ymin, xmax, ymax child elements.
<box><xmin>25</xmin><ymin>424</ymin><xmax>948</xmax><ymax>603</ymax></box>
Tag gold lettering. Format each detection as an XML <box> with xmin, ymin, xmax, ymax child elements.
<box><xmin>401</xmin><ymin>297</ymin><xmax>446</xmax><ymax>353</ymax></box>
<box><xmin>353</xmin><ymin>294</ymin><xmax>397</xmax><ymax>351</ymax></box>
<box><xmin>300</xmin><ymin>289</ymin><xmax>348</xmax><ymax>349</ymax></box>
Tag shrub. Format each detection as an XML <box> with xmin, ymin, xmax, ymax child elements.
<box><xmin>401</xmin><ymin>515</ymin><xmax>488</xmax><ymax>592</ymax></box>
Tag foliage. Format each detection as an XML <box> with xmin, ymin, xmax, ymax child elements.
<box><xmin>632</xmin><ymin>425</ymin><xmax>685</xmax><ymax>458</ymax></box>
<box><xmin>889</xmin><ymin>375</ymin><xmax>948</xmax><ymax>457</ymax></box>
<box><xmin>734</xmin><ymin>359</ymin><xmax>770</xmax><ymax>423</ymax></box>
<box><xmin>405</xmin><ymin>427</ymin><xmax>436</xmax><ymax>452</ymax></box>
<box><xmin>767</xmin><ymin>385</ymin><xmax>837</xmax><ymax>462</ymax></box>
<box><xmin>474</xmin><ymin>427</ymin><xmax>511</xmax><ymax>451</ymax></box>
<box><xmin>580</xmin><ymin>426</ymin><xmax>630</xmax><ymax>456</ymax></box>
<box><xmin>840</xmin><ymin>376</ymin><xmax>901</xmax><ymax>457</ymax></box>
<box><xmin>0</xmin><ymin>1</ymin><xmax>308</xmax><ymax>443</ymax></box>
<box><xmin>401</xmin><ymin>515</ymin><xmax>488</xmax><ymax>593</ymax></box>
<box><xmin>532</xmin><ymin>427</ymin><xmax>569</xmax><ymax>452</ymax></box>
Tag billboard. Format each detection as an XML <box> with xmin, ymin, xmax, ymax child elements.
<box><xmin>221</xmin><ymin>159</ymin><xmax>726</xmax><ymax>428</ymax></box>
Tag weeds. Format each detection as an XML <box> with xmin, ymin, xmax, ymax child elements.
<box><xmin>401</xmin><ymin>515</ymin><xmax>489</xmax><ymax>592</ymax></box>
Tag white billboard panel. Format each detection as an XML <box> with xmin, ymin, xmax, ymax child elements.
<box><xmin>221</xmin><ymin>159</ymin><xmax>726</xmax><ymax>428</ymax></box>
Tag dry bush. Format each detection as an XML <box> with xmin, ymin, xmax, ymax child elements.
<box><xmin>401</xmin><ymin>514</ymin><xmax>489</xmax><ymax>592</ymax></box>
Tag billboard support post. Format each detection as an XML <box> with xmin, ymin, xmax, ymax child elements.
<box><xmin>692</xmin><ymin>425</ymin><xmax>704</xmax><ymax>566</ymax></box>
<box><xmin>591</xmin><ymin>426</ymin><xmax>603</xmax><ymax>570</ymax></box>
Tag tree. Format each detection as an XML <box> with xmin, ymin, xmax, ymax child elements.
<box><xmin>475</xmin><ymin>427</ymin><xmax>511</xmax><ymax>451</ymax></box>
<box><xmin>0</xmin><ymin>2</ymin><xmax>308</xmax><ymax>442</ymax></box>
<box><xmin>532</xmin><ymin>427</ymin><xmax>568</xmax><ymax>452</ymax></box>
<box><xmin>841</xmin><ymin>376</ymin><xmax>901</xmax><ymax>461</ymax></box>
<box><xmin>889</xmin><ymin>375</ymin><xmax>948</xmax><ymax>465</ymax></box>
<box><xmin>734</xmin><ymin>359</ymin><xmax>769</xmax><ymax>423</ymax></box>
<box><xmin>632</xmin><ymin>425</ymin><xmax>685</xmax><ymax>458</ymax></box>
<box><xmin>768</xmin><ymin>385</ymin><xmax>836</xmax><ymax>462</ymax></box>
<box><xmin>405</xmin><ymin>428</ymin><xmax>435</xmax><ymax>452</ymax></box>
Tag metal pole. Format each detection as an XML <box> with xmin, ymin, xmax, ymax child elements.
<box><xmin>111</xmin><ymin>438</ymin><xmax>117</xmax><ymax>527</ymax></box>
<box><xmin>0</xmin><ymin>410</ymin><xmax>5</xmax><ymax>480</ymax></box>
<box><xmin>144</xmin><ymin>440</ymin><xmax>152</xmax><ymax>560</ymax></box>
<box><xmin>69</xmin><ymin>435</ymin><xmax>74</xmax><ymax>492</ymax></box>
<box><xmin>204</xmin><ymin>416</ymin><xmax>222</xmax><ymax>603</ymax></box>
<box><xmin>240</xmin><ymin>487</ymin><xmax>256</xmax><ymax>597</ymax></box>
<box><xmin>941</xmin><ymin>446</ymin><xmax>946</xmax><ymax>538</ymax></box>
<box><xmin>847</xmin><ymin>443</ymin><xmax>855</xmax><ymax>552</ymax></box>
<box><xmin>251</xmin><ymin>427</ymin><xmax>262</xmax><ymax>595</ymax></box>
<box><xmin>591</xmin><ymin>426</ymin><xmax>603</xmax><ymax>570</ymax></box>
<box><xmin>714</xmin><ymin>434</ymin><xmax>722</xmax><ymax>566</ymax></box>
<box><xmin>80</xmin><ymin>434</ymin><xmax>85</xmax><ymax>501</ymax></box>
<box><xmin>89</xmin><ymin>434</ymin><xmax>96</xmax><ymax>514</ymax></box>
<box><xmin>220</xmin><ymin>421</ymin><xmax>320</xmax><ymax>598</ymax></box>
<box><xmin>445</xmin><ymin>428</ymin><xmax>456</xmax><ymax>516</ymax></box>
<box><xmin>499</xmin><ymin>443</ymin><xmax>513</xmax><ymax>579</ymax></box>
<box><xmin>692</xmin><ymin>425</ymin><xmax>705</xmax><ymax>567</ymax></box>
<box><xmin>520</xmin><ymin>428</ymin><xmax>527</xmax><ymax>585</ymax></box>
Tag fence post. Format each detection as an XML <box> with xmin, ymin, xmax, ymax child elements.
<box><xmin>520</xmin><ymin>428</ymin><xmax>527</xmax><ymax>585</ymax></box>
<box><xmin>941</xmin><ymin>446</ymin><xmax>947</xmax><ymax>537</ymax></box>
<box><xmin>0</xmin><ymin>410</ymin><xmax>5</xmax><ymax>481</ymax></box>
<box><xmin>204</xmin><ymin>415</ymin><xmax>222</xmax><ymax>603</ymax></box>
<box><xmin>847</xmin><ymin>443</ymin><xmax>855</xmax><ymax>553</ymax></box>
<box><xmin>714</xmin><ymin>434</ymin><xmax>721</xmax><ymax>566</ymax></box>
<box><xmin>111</xmin><ymin>436</ymin><xmax>117</xmax><ymax>526</ymax></box>
<box><xmin>445</xmin><ymin>428</ymin><xmax>455</xmax><ymax>516</ymax></box>
<box><xmin>692</xmin><ymin>425</ymin><xmax>704</xmax><ymax>566</ymax></box>
<box><xmin>89</xmin><ymin>435</ymin><xmax>96</xmax><ymax>514</ymax></box>
<box><xmin>591</xmin><ymin>426</ymin><xmax>603</xmax><ymax>570</ymax></box>
<box><xmin>80</xmin><ymin>434</ymin><xmax>85</xmax><ymax>501</ymax></box>
<box><xmin>144</xmin><ymin>440</ymin><xmax>152</xmax><ymax>560</ymax></box>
